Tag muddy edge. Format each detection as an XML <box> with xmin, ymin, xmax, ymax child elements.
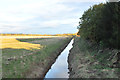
<box><xmin>68</xmin><ymin>38</ymin><xmax>76</xmax><ymax>78</ymax></box>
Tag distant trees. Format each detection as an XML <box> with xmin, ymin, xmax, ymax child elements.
<box><xmin>78</xmin><ymin>2</ymin><xmax>120</xmax><ymax>49</ymax></box>
<box><xmin>54</xmin><ymin>33</ymin><xmax>77</xmax><ymax>36</ymax></box>
<box><xmin>0</xmin><ymin>33</ymin><xmax>76</xmax><ymax>37</ymax></box>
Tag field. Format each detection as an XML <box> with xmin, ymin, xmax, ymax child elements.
<box><xmin>1</xmin><ymin>36</ymin><xmax>72</xmax><ymax>78</ymax></box>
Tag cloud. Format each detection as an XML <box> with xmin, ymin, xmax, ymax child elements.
<box><xmin>60</xmin><ymin>0</ymin><xmax>106</xmax><ymax>3</ymax></box>
<box><xmin>0</xmin><ymin>0</ymin><xmax>105</xmax><ymax>34</ymax></box>
<box><xmin>38</xmin><ymin>18</ymin><xmax>79</xmax><ymax>28</ymax></box>
<box><xmin>0</xmin><ymin>23</ymin><xmax>26</xmax><ymax>33</ymax></box>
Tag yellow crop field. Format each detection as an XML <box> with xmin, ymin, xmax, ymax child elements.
<box><xmin>0</xmin><ymin>38</ymin><xmax>42</xmax><ymax>50</ymax></box>
<box><xmin>0</xmin><ymin>33</ymin><xmax>75</xmax><ymax>50</ymax></box>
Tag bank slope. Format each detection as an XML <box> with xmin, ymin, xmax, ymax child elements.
<box><xmin>68</xmin><ymin>37</ymin><xmax>120</xmax><ymax>78</ymax></box>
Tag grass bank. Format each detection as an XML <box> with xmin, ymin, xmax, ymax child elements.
<box><xmin>2</xmin><ymin>37</ymin><xmax>72</xmax><ymax>78</ymax></box>
<box><xmin>68</xmin><ymin>37</ymin><xmax>120</xmax><ymax>78</ymax></box>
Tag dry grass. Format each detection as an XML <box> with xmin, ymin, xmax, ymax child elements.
<box><xmin>0</xmin><ymin>38</ymin><xmax>42</xmax><ymax>50</ymax></box>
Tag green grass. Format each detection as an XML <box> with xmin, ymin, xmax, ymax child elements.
<box><xmin>2</xmin><ymin>37</ymin><xmax>71</xmax><ymax>78</ymax></box>
<box><xmin>17</xmin><ymin>38</ymin><xmax>50</xmax><ymax>42</ymax></box>
<box><xmin>77</xmin><ymin>38</ymin><xmax>116</xmax><ymax>67</ymax></box>
<box><xmin>70</xmin><ymin>37</ymin><xmax>119</xmax><ymax>78</ymax></box>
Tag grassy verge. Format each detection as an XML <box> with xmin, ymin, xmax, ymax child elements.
<box><xmin>2</xmin><ymin>37</ymin><xmax>72</xmax><ymax>78</ymax></box>
<box><xmin>68</xmin><ymin>37</ymin><xmax>119</xmax><ymax>78</ymax></box>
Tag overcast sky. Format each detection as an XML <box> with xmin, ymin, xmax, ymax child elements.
<box><xmin>0</xmin><ymin>0</ymin><xmax>106</xmax><ymax>34</ymax></box>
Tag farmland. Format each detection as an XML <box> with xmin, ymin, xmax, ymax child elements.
<box><xmin>1</xmin><ymin>35</ymin><xmax>72</xmax><ymax>78</ymax></box>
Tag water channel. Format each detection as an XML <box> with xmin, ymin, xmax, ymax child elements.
<box><xmin>45</xmin><ymin>39</ymin><xmax>74</xmax><ymax>78</ymax></box>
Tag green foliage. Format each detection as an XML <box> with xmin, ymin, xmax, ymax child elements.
<box><xmin>99</xmin><ymin>41</ymin><xmax>104</xmax><ymax>49</ymax></box>
<box><xmin>78</xmin><ymin>2</ymin><xmax>120</xmax><ymax>49</ymax></box>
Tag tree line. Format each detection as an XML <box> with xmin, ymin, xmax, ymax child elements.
<box><xmin>0</xmin><ymin>33</ymin><xmax>76</xmax><ymax>36</ymax></box>
<box><xmin>77</xmin><ymin>2</ymin><xmax>120</xmax><ymax>49</ymax></box>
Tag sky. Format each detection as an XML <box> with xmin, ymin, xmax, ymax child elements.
<box><xmin>0</xmin><ymin>0</ymin><xmax>107</xmax><ymax>34</ymax></box>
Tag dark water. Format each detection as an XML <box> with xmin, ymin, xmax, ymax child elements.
<box><xmin>45</xmin><ymin>39</ymin><xmax>74</xmax><ymax>78</ymax></box>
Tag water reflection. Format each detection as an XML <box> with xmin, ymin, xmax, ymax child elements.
<box><xmin>45</xmin><ymin>39</ymin><xmax>74</xmax><ymax>78</ymax></box>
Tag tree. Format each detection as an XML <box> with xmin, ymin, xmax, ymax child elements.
<box><xmin>78</xmin><ymin>1</ymin><xmax>120</xmax><ymax>48</ymax></box>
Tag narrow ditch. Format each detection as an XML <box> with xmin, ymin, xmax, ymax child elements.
<box><xmin>44</xmin><ymin>39</ymin><xmax>74</xmax><ymax>78</ymax></box>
